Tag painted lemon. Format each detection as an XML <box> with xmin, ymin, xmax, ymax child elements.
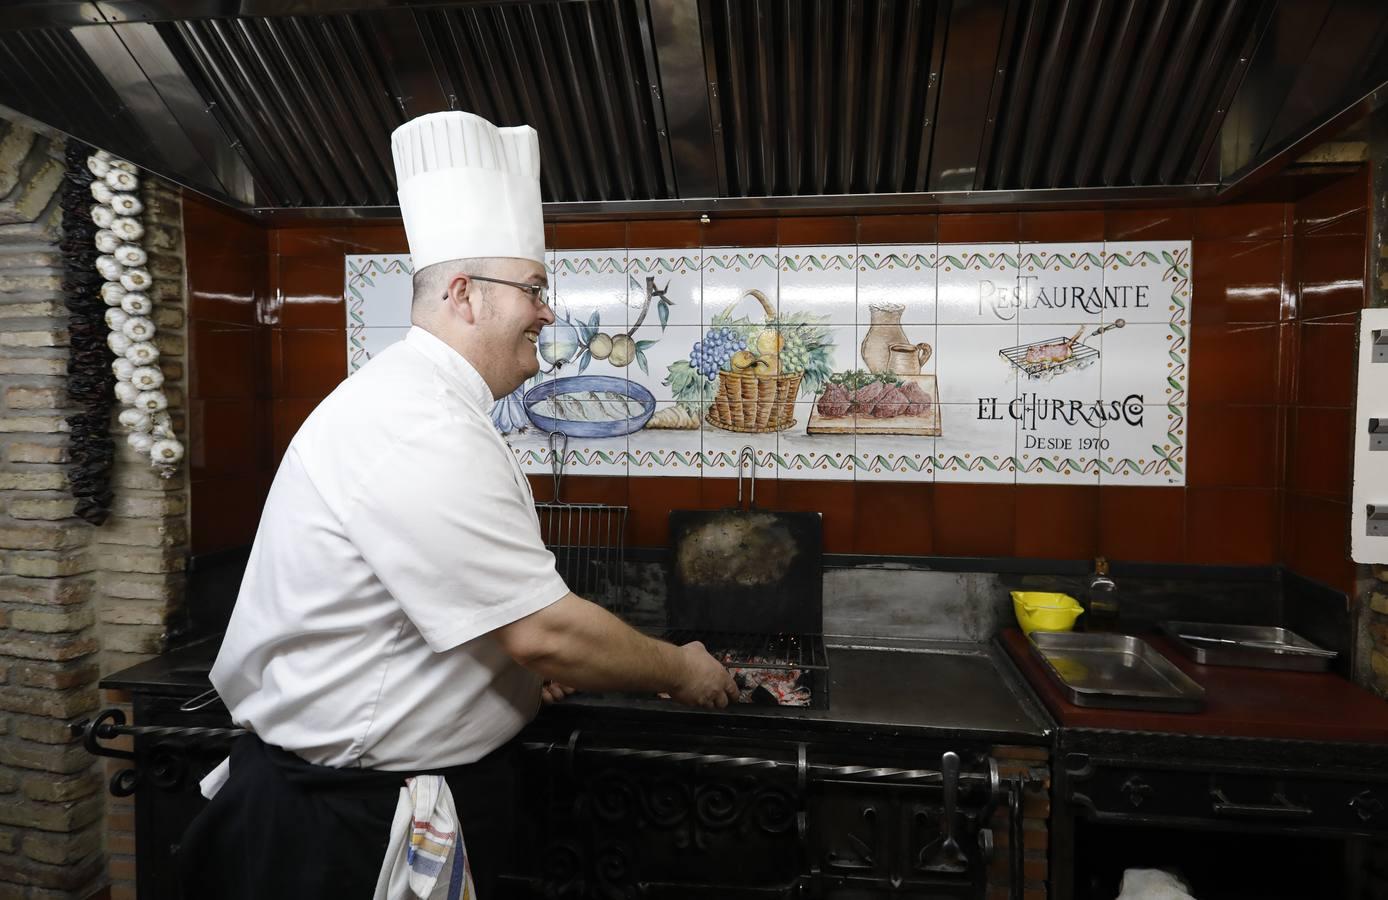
<box><xmin>588</xmin><ymin>332</ymin><xmax>614</xmax><ymax>360</ymax></box>
<box><xmin>754</xmin><ymin>329</ymin><xmax>783</xmax><ymax>355</ymax></box>
<box><xmin>608</xmin><ymin>334</ymin><xmax>636</xmax><ymax>367</ymax></box>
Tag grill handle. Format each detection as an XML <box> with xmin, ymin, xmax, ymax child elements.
<box><xmin>1210</xmin><ymin>787</ymin><xmax>1312</xmax><ymax>820</ymax></box>
<box><xmin>548</xmin><ymin>430</ymin><xmax>569</xmax><ymax>503</ymax></box>
<box><xmin>736</xmin><ymin>444</ymin><xmax>756</xmax><ymax>508</ymax></box>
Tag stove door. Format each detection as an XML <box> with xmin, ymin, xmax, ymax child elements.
<box><xmin>811</xmin><ymin>781</ymin><xmax>985</xmax><ymax>899</ymax></box>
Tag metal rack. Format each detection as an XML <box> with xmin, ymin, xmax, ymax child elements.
<box><xmin>661</xmin><ymin>629</ymin><xmax>829</xmax><ymax>670</ymax></box>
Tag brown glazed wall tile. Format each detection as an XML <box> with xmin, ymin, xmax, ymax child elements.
<box><xmin>932</xmin><ymin>483</ymin><xmax>1016</xmax><ymax>557</ymax></box>
<box><xmin>189</xmin><ymin>398</ymin><xmax>261</xmax><ymax>480</ymax></box>
<box><xmin>1283</xmin><ymin>493</ymin><xmax>1355</xmax><ymax>594</ymax></box>
<box><xmin>1098</xmin><ymin>486</ymin><xmax>1186</xmax><ymax>562</ymax></box>
<box><xmin>1286</xmin><ymin>406</ymin><xmax>1354</xmax><ymax>500</ymax></box>
<box><xmin>1187</xmin><ymin>324</ymin><xmax>1280</xmax><ymax>406</ymax></box>
<box><xmin>857</xmin><ymin>214</ymin><xmax>938</xmax><ymax>245</ymax></box>
<box><xmin>778</xmin><ymin>216</ymin><xmax>856</xmax><ymax>246</ymax></box>
<box><xmin>342</xmin><ymin>223</ymin><xmax>409</xmax><ymax>255</ymax></box>
<box><xmin>1296</xmin><ymin>320</ymin><xmax>1358</xmax><ymax>406</ymax></box>
<box><xmin>1279</xmin><ymin>232</ymin><xmax>1296</xmax><ymax>320</ymax></box>
<box><xmin>777</xmin><ymin>479</ymin><xmax>856</xmax><ymax>554</ymax></box>
<box><xmin>274</xmin><ymin>226</ymin><xmax>354</xmax><ymax>258</ymax></box>
<box><xmin>276</xmin><ymin>256</ymin><xmax>349</xmax><ymax>329</ymax></box>
<box><xmin>187</xmin><ymin>251</ymin><xmax>263</xmax><ymax>326</ymax></box>
<box><xmin>183</xmin><ymin>191</ymin><xmax>265</xmax><ymax>261</ymax></box>
<box><xmin>1192</xmin><ymin>203</ymin><xmax>1289</xmax><ymax>241</ymax></box>
<box><xmin>551</xmin><ymin>221</ymin><xmax>627</xmax><ymax>250</ymax></box>
<box><xmin>627</xmin><ymin>219</ymin><xmax>701</xmax><ymax>249</ymax></box>
<box><xmin>1276</xmin><ymin>322</ymin><xmax>1298</xmax><ymax>407</ymax></box>
<box><xmin>702</xmin><ymin>216</ymin><xmax>779</xmax><ymax>248</ymax></box>
<box><xmin>700</xmin><ymin>474</ymin><xmax>778</xmax><ymax>509</ymax></box>
<box><xmin>938</xmin><ymin>213</ymin><xmax>1020</xmax><ymax>244</ymax></box>
<box><xmin>271</xmin><ymin>397</ymin><xmax>321</xmax><ymax>463</ymax></box>
<box><xmin>1185</xmin><ymin>487</ymin><xmax>1279</xmax><ymax>564</ymax></box>
<box><xmin>1293</xmin><ymin>170</ymin><xmax>1368</xmax><ymax>234</ymax></box>
<box><xmin>1189</xmin><ymin>239</ymin><xmax>1283</xmax><ymax>324</ymax></box>
<box><xmin>1019</xmin><ymin>210</ymin><xmax>1105</xmax><ymax>243</ymax></box>
<box><xmin>1105</xmin><ymin>208</ymin><xmax>1194</xmax><ymax>240</ymax></box>
<box><xmin>1186</xmin><ymin>405</ymin><xmax>1279</xmax><ymax>488</ymax></box>
<box><xmin>1304</xmin><ymin>209</ymin><xmax>1368</xmax><ymax>240</ymax></box>
<box><xmin>191</xmin><ymin>475</ymin><xmax>271</xmax><ymax>556</ymax></box>
<box><xmin>1295</xmin><ymin>232</ymin><xmax>1367</xmax><ymax>320</ymax></box>
<box><xmin>853</xmin><ymin>481</ymin><xmax>933</xmax><ymax>555</ymax></box>
<box><xmin>272</xmin><ymin>329</ymin><xmax>348</xmax><ymax>399</ymax></box>
<box><xmin>1013</xmin><ymin>485</ymin><xmax>1099</xmax><ymax>560</ymax></box>
<box><xmin>189</xmin><ymin>322</ymin><xmax>258</xmax><ymax>400</ymax></box>
<box><xmin>628</xmin><ymin>476</ymin><xmax>702</xmax><ymax>548</ymax></box>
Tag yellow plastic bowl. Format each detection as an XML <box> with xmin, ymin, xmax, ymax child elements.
<box><xmin>1011</xmin><ymin>591</ymin><xmax>1084</xmax><ymax>636</ymax></box>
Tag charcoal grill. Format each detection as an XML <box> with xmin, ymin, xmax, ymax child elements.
<box><xmin>661</xmin><ymin>628</ymin><xmax>830</xmax><ymax>709</ymax></box>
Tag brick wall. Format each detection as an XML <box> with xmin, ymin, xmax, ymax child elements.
<box><xmin>0</xmin><ymin>115</ymin><xmax>189</xmax><ymax>899</ymax></box>
<box><xmin>1371</xmin><ymin>566</ymin><xmax>1388</xmax><ymax>694</ymax></box>
<box><xmin>988</xmin><ymin>745</ymin><xmax>1050</xmax><ymax>900</ymax></box>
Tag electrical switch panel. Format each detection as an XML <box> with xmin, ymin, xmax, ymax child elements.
<box><xmin>1353</xmin><ymin>309</ymin><xmax>1388</xmax><ymax>562</ymax></box>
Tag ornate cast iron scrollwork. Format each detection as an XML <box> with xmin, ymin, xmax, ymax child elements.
<box><xmin>72</xmin><ymin>707</ymin><xmax>244</xmax><ymax>796</ymax></box>
<box><xmin>1121</xmin><ymin>775</ymin><xmax>1153</xmax><ymax>808</ymax></box>
<box><xmin>1351</xmin><ymin>790</ymin><xmax>1384</xmax><ymax>823</ymax></box>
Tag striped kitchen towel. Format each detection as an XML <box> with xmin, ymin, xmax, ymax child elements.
<box><xmin>374</xmin><ymin>774</ymin><xmax>475</xmax><ymax>900</ymax></box>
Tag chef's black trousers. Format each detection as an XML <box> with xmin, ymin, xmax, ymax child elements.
<box><xmin>175</xmin><ymin>732</ymin><xmax>517</xmax><ymax>899</ymax></box>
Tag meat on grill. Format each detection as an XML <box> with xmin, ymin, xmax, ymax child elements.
<box><xmin>723</xmin><ymin>653</ymin><xmax>813</xmax><ymax>707</ymax></box>
<box><xmin>1023</xmin><ymin>326</ymin><xmax>1084</xmax><ymax>365</ymax></box>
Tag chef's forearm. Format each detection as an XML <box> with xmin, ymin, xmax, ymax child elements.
<box><xmin>494</xmin><ymin>592</ymin><xmax>683</xmax><ymax>693</ymax></box>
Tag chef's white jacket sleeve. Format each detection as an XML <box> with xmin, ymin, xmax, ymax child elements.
<box><xmin>341</xmin><ymin>415</ymin><xmax>570</xmax><ymax>652</ymax></box>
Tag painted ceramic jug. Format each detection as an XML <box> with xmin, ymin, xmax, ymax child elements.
<box><xmin>886</xmin><ymin>342</ymin><xmax>932</xmax><ymax>375</ymax></box>
<box><xmin>861</xmin><ymin>302</ymin><xmax>909</xmax><ymax>373</ymax></box>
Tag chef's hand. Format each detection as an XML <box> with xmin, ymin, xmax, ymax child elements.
<box><xmin>669</xmin><ymin>641</ymin><xmax>739</xmax><ymax>709</ymax></box>
<box><xmin>540</xmin><ymin>681</ymin><xmax>576</xmax><ymax>704</ymax></box>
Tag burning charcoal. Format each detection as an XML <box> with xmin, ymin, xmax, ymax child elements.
<box><xmin>750</xmin><ymin>684</ymin><xmax>781</xmax><ymax>706</ymax></box>
<box><xmin>901</xmin><ymin>381</ymin><xmax>932</xmax><ymax>416</ymax></box>
<box><xmin>816</xmin><ymin>383</ymin><xmax>852</xmax><ymax>418</ymax></box>
<box><xmin>851</xmin><ymin>381</ymin><xmax>887</xmax><ymax>414</ymax></box>
<box><xmin>873</xmin><ymin>385</ymin><xmax>908</xmax><ymax>418</ymax></box>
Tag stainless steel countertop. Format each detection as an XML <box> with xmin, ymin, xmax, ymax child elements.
<box><xmin>548</xmin><ymin>636</ymin><xmax>1052</xmax><ymax>743</ymax></box>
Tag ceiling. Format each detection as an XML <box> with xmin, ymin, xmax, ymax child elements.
<box><xmin>1</xmin><ymin>0</ymin><xmax>1385</xmax><ymax>218</ymax></box>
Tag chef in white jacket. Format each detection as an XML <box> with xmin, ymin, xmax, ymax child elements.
<box><xmin>177</xmin><ymin>110</ymin><xmax>737</xmax><ymax>900</ymax></box>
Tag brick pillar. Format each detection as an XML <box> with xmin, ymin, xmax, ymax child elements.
<box><xmin>0</xmin><ymin>118</ymin><xmax>107</xmax><ymax>898</ymax></box>
<box><xmin>0</xmin><ymin>115</ymin><xmax>190</xmax><ymax>899</ymax></box>
<box><xmin>988</xmin><ymin>745</ymin><xmax>1050</xmax><ymax>900</ymax></box>
<box><xmin>1371</xmin><ymin>566</ymin><xmax>1388</xmax><ymax>695</ymax></box>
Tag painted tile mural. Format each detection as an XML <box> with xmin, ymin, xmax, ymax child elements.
<box><xmin>345</xmin><ymin>241</ymin><xmax>1190</xmax><ymax>485</ymax></box>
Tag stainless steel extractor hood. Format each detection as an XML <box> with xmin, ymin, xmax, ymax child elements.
<box><xmin>1</xmin><ymin>0</ymin><xmax>1385</xmax><ymax>219</ymax></box>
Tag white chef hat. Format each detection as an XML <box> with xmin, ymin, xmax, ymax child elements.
<box><xmin>391</xmin><ymin>111</ymin><xmax>545</xmax><ymax>270</ymax></box>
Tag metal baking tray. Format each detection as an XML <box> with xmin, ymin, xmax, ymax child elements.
<box><xmin>1028</xmin><ymin>632</ymin><xmax>1206</xmax><ymax>713</ymax></box>
<box><xmin>1159</xmin><ymin>621</ymin><xmax>1337</xmax><ymax>672</ymax></box>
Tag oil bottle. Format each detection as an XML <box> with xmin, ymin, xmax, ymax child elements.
<box><xmin>1082</xmin><ymin>556</ymin><xmax>1120</xmax><ymax>632</ymax></box>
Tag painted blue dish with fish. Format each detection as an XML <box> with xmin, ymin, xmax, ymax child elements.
<box><xmin>523</xmin><ymin>375</ymin><xmax>656</xmax><ymax>438</ymax></box>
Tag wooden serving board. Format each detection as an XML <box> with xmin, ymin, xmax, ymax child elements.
<box><xmin>806</xmin><ymin>374</ymin><xmax>942</xmax><ymax>436</ymax></box>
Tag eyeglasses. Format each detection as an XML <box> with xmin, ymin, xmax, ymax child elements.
<box><xmin>445</xmin><ymin>274</ymin><xmax>550</xmax><ymax>309</ymax></box>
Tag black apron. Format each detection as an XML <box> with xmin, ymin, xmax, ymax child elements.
<box><xmin>176</xmin><ymin>733</ymin><xmax>517</xmax><ymax>900</ymax></box>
